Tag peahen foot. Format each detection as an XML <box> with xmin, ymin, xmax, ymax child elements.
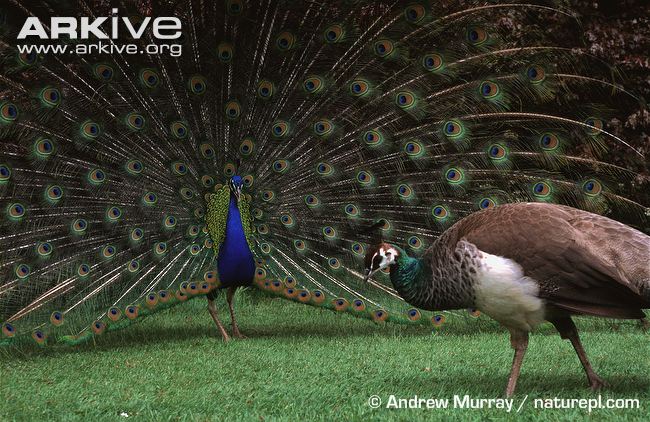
<box><xmin>588</xmin><ymin>374</ymin><xmax>608</xmax><ymax>391</ymax></box>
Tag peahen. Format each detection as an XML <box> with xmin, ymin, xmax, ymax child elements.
<box><xmin>0</xmin><ymin>0</ymin><xmax>647</xmax><ymax>375</ymax></box>
<box><xmin>363</xmin><ymin>203</ymin><xmax>650</xmax><ymax>396</ymax></box>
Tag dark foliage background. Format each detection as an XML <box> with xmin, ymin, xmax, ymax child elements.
<box><xmin>568</xmin><ymin>0</ymin><xmax>650</xmax><ymax>205</ymax></box>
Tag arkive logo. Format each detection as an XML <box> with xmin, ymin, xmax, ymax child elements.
<box><xmin>17</xmin><ymin>9</ymin><xmax>182</xmax><ymax>40</ymax></box>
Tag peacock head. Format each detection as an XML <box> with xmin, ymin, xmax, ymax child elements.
<box><xmin>229</xmin><ymin>175</ymin><xmax>243</xmax><ymax>202</ymax></box>
<box><xmin>363</xmin><ymin>242</ymin><xmax>399</xmax><ymax>282</ymax></box>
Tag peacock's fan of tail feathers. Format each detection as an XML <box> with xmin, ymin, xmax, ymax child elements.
<box><xmin>0</xmin><ymin>1</ymin><xmax>647</xmax><ymax>346</ymax></box>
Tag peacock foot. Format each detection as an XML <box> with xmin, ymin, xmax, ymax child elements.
<box><xmin>232</xmin><ymin>330</ymin><xmax>247</xmax><ymax>339</ymax></box>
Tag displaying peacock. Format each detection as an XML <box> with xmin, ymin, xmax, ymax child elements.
<box><xmin>0</xmin><ymin>0</ymin><xmax>647</xmax><ymax>355</ymax></box>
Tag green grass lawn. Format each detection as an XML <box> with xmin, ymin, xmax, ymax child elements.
<box><xmin>1</xmin><ymin>289</ymin><xmax>648</xmax><ymax>421</ymax></box>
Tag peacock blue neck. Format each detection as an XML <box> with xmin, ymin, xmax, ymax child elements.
<box><xmin>216</xmin><ymin>192</ymin><xmax>255</xmax><ymax>288</ymax></box>
<box><xmin>389</xmin><ymin>246</ymin><xmax>473</xmax><ymax>311</ymax></box>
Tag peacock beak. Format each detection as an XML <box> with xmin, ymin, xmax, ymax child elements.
<box><xmin>235</xmin><ymin>186</ymin><xmax>242</xmax><ymax>202</ymax></box>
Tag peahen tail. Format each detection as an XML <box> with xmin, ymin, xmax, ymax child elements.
<box><xmin>0</xmin><ymin>1</ymin><xmax>647</xmax><ymax>346</ymax></box>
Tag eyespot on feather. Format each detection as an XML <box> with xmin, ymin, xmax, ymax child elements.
<box><xmin>582</xmin><ymin>179</ymin><xmax>602</xmax><ymax>196</ymax></box>
<box><xmin>170</xmin><ymin>121</ymin><xmax>189</xmax><ymax>139</ymax></box>
<box><xmin>217</xmin><ymin>42</ymin><xmax>234</xmax><ymax>63</ymax></box>
<box><xmin>139</xmin><ymin>68</ymin><xmax>159</xmax><ymax>88</ymax></box>
<box><xmin>303</xmin><ymin>76</ymin><xmax>325</xmax><ymax>94</ymax></box>
<box><xmin>2</xmin><ymin>323</ymin><xmax>16</xmax><ymax>337</ymax></box>
<box><xmin>539</xmin><ymin>133</ymin><xmax>559</xmax><ymax>151</ymax></box>
<box><xmin>188</xmin><ymin>75</ymin><xmax>207</xmax><ymax>95</ymax></box>
<box><xmin>91</xmin><ymin>321</ymin><xmax>106</xmax><ymax>335</ymax></box>
<box><xmin>276</xmin><ymin>31</ymin><xmax>296</xmax><ymax>51</ymax></box>
<box><xmin>297</xmin><ymin>289</ymin><xmax>311</xmax><ymax>303</ymax></box>
<box><xmin>145</xmin><ymin>292</ymin><xmax>159</xmax><ymax>308</ymax></box>
<box><xmin>407</xmin><ymin>308</ymin><xmax>422</xmax><ymax>321</ymax></box>
<box><xmin>39</xmin><ymin>87</ymin><xmax>61</xmax><ymax>107</ymax></box>
<box><xmin>32</xmin><ymin>330</ymin><xmax>47</xmax><ymax>344</ymax></box>
<box><xmin>0</xmin><ymin>102</ymin><xmax>18</xmax><ymax>123</ymax></box>
<box><xmin>404</xmin><ymin>4</ymin><xmax>426</xmax><ymax>23</ymax></box>
<box><xmin>432</xmin><ymin>314</ymin><xmax>446</xmax><ymax>327</ymax></box>
<box><xmin>422</xmin><ymin>53</ymin><xmax>443</xmax><ymax>71</ymax></box>
<box><xmin>323</xmin><ymin>24</ymin><xmax>345</xmax><ymax>43</ymax></box>
<box><xmin>353</xmin><ymin>299</ymin><xmax>366</xmax><ymax>312</ymax></box>
<box><xmin>125</xmin><ymin>305</ymin><xmax>139</xmax><ymax>319</ymax></box>
<box><xmin>466</xmin><ymin>26</ymin><xmax>488</xmax><ymax>46</ymax></box>
<box><xmin>333</xmin><ymin>298</ymin><xmax>349</xmax><ymax>311</ymax></box>
<box><xmin>126</xmin><ymin>113</ymin><xmax>146</xmax><ymax>130</ymax></box>
<box><xmin>373</xmin><ymin>309</ymin><xmax>389</xmax><ymax>322</ymax></box>
<box><xmin>312</xmin><ymin>290</ymin><xmax>326</xmax><ymax>304</ymax></box>
<box><xmin>374</xmin><ymin>39</ymin><xmax>395</xmax><ymax>57</ymax></box>
<box><xmin>93</xmin><ymin>64</ymin><xmax>114</xmax><ymax>82</ymax></box>
<box><xmin>225</xmin><ymin>100</ymin><xmax>241</xmax><ymax>120</ymax></box>
<box><xmin>50</xmin><ymin>311</ymin><xmax>64</xmax><ymax>326</ymax></box>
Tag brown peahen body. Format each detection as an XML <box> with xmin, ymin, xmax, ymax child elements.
<box><xmin>364</xmin><ymin>202</ymin><xmax>649</xmax><ymax>396</ymax></box>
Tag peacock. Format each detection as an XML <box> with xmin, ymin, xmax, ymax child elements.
<box><xmin>0</xmin><ymin>0</ymin><xmax>647</xmax><ymax>374</ymax></box>
<box><xmin>363</xmin><ymin>202</ymin><xmax>649</xmax><ymax>396</ymax></box>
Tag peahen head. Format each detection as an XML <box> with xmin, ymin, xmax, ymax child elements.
<box><xmin>363</xmin><ymin>242</ymin><xmax>399</xmax><ymax>282</ymax></box>
<box><xmin>229</xmin><ymin>175</ymin><xmax>243</xmax><ymax>202</ymax></box>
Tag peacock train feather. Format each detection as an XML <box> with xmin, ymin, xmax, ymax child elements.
<box><xmin>0</xmin><ymin>0</ymin><xmax>647</xmax><ymax>346</ymax></box>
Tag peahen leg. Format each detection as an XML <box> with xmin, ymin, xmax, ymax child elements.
<box><xmin>551</xmin><ymin>318</ymin><xmax>607</xmax><ymax>390</ymax></box>
<box><xmin>505</xmin><ymin>329</ymin><xmax>529</xmax><ymax>398</ymax></box>
<box><xmin>227</xmin><ymin>287</ymin><xmax>245</xmax><ymax>339</ymax></box>
<box><xmin>207</xmin><ymin>291</ymin><xmax>230</xmax><ymax>342</ymax></box>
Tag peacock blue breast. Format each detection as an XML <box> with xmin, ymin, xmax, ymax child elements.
<box><xmin>217</xmin><ymin>193</ymin><xmax>255</xmax><ymax>288</ymax></box>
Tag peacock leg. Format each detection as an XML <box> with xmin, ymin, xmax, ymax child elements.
<box><xmin>505</xmin><ymin>329</ymin><xmax>529</xmax><ymax>398</ymax></box>
<box><xmin>551</xmin><ymin>318</ymin><xmax>607</xmax><ymax>390</ymax></box>
<box><xmin>227</xmin><ymin>287</ymin><xmax>245</xmax><ymax>338</ymax></box>
<box><xmin>207</xmin><ymin>295</ymin><xmax>230</xmax><ymax>342</ymax></box>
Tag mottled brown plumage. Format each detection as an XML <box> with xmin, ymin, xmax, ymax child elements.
<box><xmin>441</xmin><ymin>202</ymin><xmax>650</xmax><ymax>318</ymax></box>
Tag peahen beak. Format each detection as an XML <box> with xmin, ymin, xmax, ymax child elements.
<box><xmin>363</xmin><ymin>266</ymin><xmax>384</xmax><ymax>283</ymax></box>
